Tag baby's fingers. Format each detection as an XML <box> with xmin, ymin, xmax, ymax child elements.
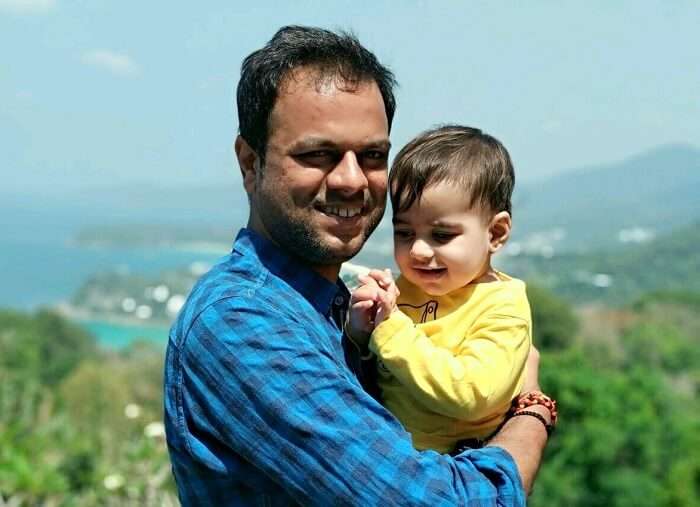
<box><xmin>367</xmin><ymin>268</ymin><xmax>395</xmax><ymax>289</ymax></box>
<box><xmin>387</xmin><ymin>280</ymin><xmax>400</xmax><ymax>300</ymax></box>
<box><xmin>352</xmin><ymin>284</ymin><xmax>381</xmax><ymax>304</ymax></box>
<box><xmin>357</xmin><ymin>274</ymin><xmax>380</xmax><ymax>288</ymax></box>
<box><xmin>351</xmin><ymin>299</ymin><xmax>375</xmax><ymax>311</ymax></box>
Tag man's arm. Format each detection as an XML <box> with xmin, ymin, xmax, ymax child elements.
<box><xmin>487</xmin><ymin>346</ymin><xmax>549</xmax><ymax>495</ymax></box>
<box><xmin>175</xmin><ymin>297</ymin><xmax>530</xmax><ymax>506</ymax></box>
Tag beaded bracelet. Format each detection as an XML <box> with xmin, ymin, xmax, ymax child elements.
<box><xmin>511</xmin><ymin>410</ymin><xmax>555</xmax><ymax>436</ymax></box>
<box><xmin>513</xmin><ymin>391</ymin><xmax>558</xmax><ymax>426</ymax></box>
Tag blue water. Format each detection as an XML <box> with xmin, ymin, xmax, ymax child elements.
<box><xmin>80</xmin><ymin>320</ymin><xmax>170</xmax><ymax>349</ymax></box>
<box><xmin>0</xmin><ymin>236</ymin><xmax>222</xmax><ymax>347</ymax></box>
<box><xmin>0</xmin><ymin>203</ymin><xmax>228</xmax><ymax>346</ymax></box>
<box><xmin>0</xmin><ymin>237</ymin><xmax>224</xmax><ymax>309</ymax></box>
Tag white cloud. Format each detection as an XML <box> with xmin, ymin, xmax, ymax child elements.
<box><xmin>0</xmin><ymin>0</ymin><xmax>56</xmax><ymax>13</ymax></box>
<box><xmin>81</xmin><ymin>50</ymin><xmax>138</xmax><ymax>77</ymax></box>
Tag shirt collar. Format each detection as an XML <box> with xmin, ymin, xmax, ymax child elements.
<box><xmin>233</xmin><ymin>228</ymin><xmax>349</xmax><ymax>316</ymax></box>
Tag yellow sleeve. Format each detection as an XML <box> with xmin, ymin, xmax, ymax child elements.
<box><xmin>370</xmin><ymin>310</ymin><xmax>530</xmax><ymax>421</ymax></box>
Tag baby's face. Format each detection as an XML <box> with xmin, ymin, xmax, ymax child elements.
<box><xmin>392</xmin><ymin>181</ymin><xmax>493</xmax><ymax>296</ymax></box>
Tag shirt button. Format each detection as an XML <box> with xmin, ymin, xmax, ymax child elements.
<box><xmin>334</xmin><ymin>295</ymin><xmax>345</xmax><ymax>306</ymax></box>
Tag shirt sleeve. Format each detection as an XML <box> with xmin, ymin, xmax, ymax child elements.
<box><xmin>370</xmin><ymin>310</ymin><xmax>531</xmax><ymax>421</ymax></box>
<box><xmin>175</xmin><ymin>296</ymin><xmax>525</xmax><ymax>507</ymax></box>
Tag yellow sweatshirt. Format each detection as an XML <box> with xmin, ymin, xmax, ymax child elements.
<box><xmin>369</xmin><ymin>272</ymin><xmax>531</xmax><ymax>453</ymax></box>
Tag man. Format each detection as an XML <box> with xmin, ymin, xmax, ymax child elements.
<box><xmin>164</xmin><ymin>25</ymin><xmax>553</xmax><ymax>506</ymax></box>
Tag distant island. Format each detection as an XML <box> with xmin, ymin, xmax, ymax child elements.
<box><xmin>74</xmin><ymin>224</ymin><xmax>233</xmax><ymax>254</ymax></box>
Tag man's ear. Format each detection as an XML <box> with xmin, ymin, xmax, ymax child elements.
<box><xmin>488</xmin><ymin>211</ymin><xmax>512</xmax><ymax>253</ymax></box>
<box><xmin>235</xmin><ymin>135</ymin><xmax>261</xmax><ymax>195</ymax></box>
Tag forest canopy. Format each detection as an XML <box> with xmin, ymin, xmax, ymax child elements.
<box><xmin>1</xmin><ymin>287</ymin><xmax>699</xmax><ymax>505</ymax></box>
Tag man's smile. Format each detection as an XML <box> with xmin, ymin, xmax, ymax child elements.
<box><xmin>318</xmin><ymin>205</ymin><xmax>363</xmax><ymax>218</ymax></box>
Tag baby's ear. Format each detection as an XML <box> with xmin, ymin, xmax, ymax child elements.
<box><xmin>488</xmin><ymin>211</ymin><xmax>512</xmax><ymax>253</ymax></box>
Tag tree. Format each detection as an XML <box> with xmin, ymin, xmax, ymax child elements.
<box><xmin>530</xmin><ymin>348</ymin><xmax>700</xmax><ymax>507</ymax></box>
<box><xmin>527</xmin><ymin>285</ymin><xmax>580</xmax><ymax>351</ymax></box>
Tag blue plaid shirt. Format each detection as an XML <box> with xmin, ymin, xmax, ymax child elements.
<box><xmin>164</xmin><ymin>228</ymin><xmax>525</xmax><ymax>506</ymax></box>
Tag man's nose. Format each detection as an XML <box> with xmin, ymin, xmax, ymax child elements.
<box><xmin>410</xmin><ymin>239</ymin><xmax>434</xmax><ymax>261</ymax></box>
<box><xmin>326</xmin><ymin>151</ymin><xmax>368</xmax><ymax>196</ymax></box>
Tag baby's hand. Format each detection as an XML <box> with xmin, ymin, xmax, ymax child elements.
<box><xmin>365</xmin><ymin>269</ymin><xmax>399</xmax><ymax>326</ymax></box>
<box><xmin>347</xmin><ymin>269</ymin><xmax>399</xmax><ymax>346</ymax></box>
<box><xmin>347</xmin><ymin>278</ymin><xmax>381</xmax><ymax>347</ymax></box>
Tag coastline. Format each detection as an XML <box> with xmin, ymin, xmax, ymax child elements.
<box><xmin>54</xmin><ymin>301</ymin><xmax>172</xmax><ymax>328</ymax></box>
<box><xmin>54</xmin><ymin>301</ymin><xmax>170</xmax><ymax>348</ymax></box>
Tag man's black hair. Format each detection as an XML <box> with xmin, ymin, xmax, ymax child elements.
<box><xmin>237</xmin><ymin>25</ymin><xmax>397</xmax><ymax>160</ymax></box>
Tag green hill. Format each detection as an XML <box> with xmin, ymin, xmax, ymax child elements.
<box><xmin>504</xmin><ymin>221</ymin><xmax>700</xmax><ymax>304</ymax></box>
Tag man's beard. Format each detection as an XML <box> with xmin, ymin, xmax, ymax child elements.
<box><xmin>255</xmin><ymin>190</ymin><xmax>385</xmax><ymax>266</ymax></box>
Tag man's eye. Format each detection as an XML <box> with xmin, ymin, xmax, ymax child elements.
<box><xmin>360</xmin><ymin>150</ymin><xmax>388</xmax><ymax>168</ymax></box>
<box><xmin>297</xmin><ymin>151</ymin><xmax>336</xmax><ymax>163</ymax></box>
<box><xmin>305</xmin><ymin>150</ymin><xmax>331</xmax><ymax>158</ymax></box>
<box><xmin>363</xmin><ymin>150</ymin><xmax>388</xmax><ymax>160</ymax></box>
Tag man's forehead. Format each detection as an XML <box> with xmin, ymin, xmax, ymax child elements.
<box><xmin>267</xmin><ymin>67</ymin><xmax>388</xmax><ymax>145</ymax></box>
<box><xmin>277</xmin><ymin>66</ymin><xmax>371</xmax><ymax>97</ymax></box>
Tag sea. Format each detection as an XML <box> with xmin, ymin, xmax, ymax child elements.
<box><xmin>1</xmin><ymin>201</ymin><xmax>227</xmax><ymax>349</ymax></box>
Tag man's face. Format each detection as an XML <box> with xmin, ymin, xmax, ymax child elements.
<box><xmin>249</xmin><ymin>69</ymin><xmax>390</xmax><ymax>269</ymax></box>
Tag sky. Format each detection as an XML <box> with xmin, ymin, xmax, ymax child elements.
<box><xmin>1</xmin><ymin>0</ymin><xmax>699</xmax><ymax>195</ymax></box>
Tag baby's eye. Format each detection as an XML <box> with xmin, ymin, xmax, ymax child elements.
<box><xmin>432</xmin><ymin>231</ymin><xmax>457</xmax><ymax>243</ymax></box>
<box><xmin>393</xmin><ymin>229</ymin><xmax>413</xmax><ymax>241</ymax></box>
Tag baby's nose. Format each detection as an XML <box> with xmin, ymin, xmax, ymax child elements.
<box><xmin>409</xmin><ymin>239</ymin><xmax>434</xmax><ymax>261</ymax></box>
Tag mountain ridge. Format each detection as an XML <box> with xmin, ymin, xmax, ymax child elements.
<box><xmin>512</xmin><ymin>143</ymin><xmax>700</xmax><ymax>251</ymax></box>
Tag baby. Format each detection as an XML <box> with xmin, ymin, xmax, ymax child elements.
<box><xmin>347</xmin><ymin>125</ymin><xmax>532</xmax><ymax>453</ymax></box>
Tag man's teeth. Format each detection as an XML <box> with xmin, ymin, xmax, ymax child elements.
<box><xmin>324</xmin><ymin>206</ymin><xmax>361</xmax><ymax>218</ymax></box>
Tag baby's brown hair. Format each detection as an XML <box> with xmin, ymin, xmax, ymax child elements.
<box><xmin>390</xmin><ymin>125</ymin><xmax>515</xmax><ymax>219</ymax></box>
